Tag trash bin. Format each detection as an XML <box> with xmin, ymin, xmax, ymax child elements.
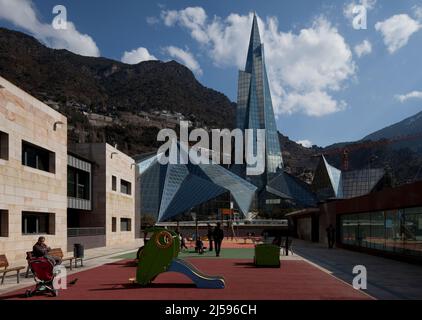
<box><xmin>74</xmin><ymin>243</ymin><xmax>84</xmax><ymax>258</ymax></box>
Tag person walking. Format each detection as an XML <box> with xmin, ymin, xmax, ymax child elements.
<box><xmin>213</xmin><ymin>222</ymin><xmax>224</xmax><ymax>257</ymax></box>
<box><xmin>326</xmin><ymin>224</ymin><xmax>336</xmax><ymax>249</ymax></box>
<box><xmin>207</xmin><ymin>223</ymin><xmax>214</xmax><ymax>251</ymax></box>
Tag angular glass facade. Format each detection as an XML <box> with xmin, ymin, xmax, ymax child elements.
<box><xmin>340</xmin><ymin>207</ymin><xmax>422</xmax><ymax>257</ymax></box>
<box><xmin>312</xmin><ymin>155</ymin><xmax>385</xmax><ymax>200</ymax></box>
<box><xmin>137</xmin><ymin>148</ymin><xmax>257</xmax><ymax>222</ymax></box>
<box><xmin>267</xmin><ymin>172</ymin><xmax>317</xmax><ymax>208</ymax></box>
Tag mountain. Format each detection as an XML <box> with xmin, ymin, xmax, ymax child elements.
<box><xmin>362</xmin><ymin>111</ymin><xmax>422</xmax><ymax>154</ymax></box>
<box><xmin>324</xmin><ymin>110</ymin><xmax>422</xmax><ymax>185</ymax></box>
<box><xmin>0</xmin><ymin>27</ymin><xmax>235</xmax><ymax>155</ymax></box>
<box><xmin>363</xmin><ymin>111</ymin><xmax>422</xmax><ymax>142</ymax></box>
<box><xmin>278</xmin><ymin>133</ymin><xmax>322</xmax><ymax>183</ymax></box>
<box><xmin>1</xmin><ymin>27</ymin><xmax>420</xmax><ymax>186</ymax></box>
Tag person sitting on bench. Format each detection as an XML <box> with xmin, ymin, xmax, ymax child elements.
<box><xmin>195</xmin><ymin>238</ymin><xmax>205</xmax><ymax>254</ymax></box>
<box><xmin>32</xmin><ymin>236</ymin><xmax>62</xmax><ymax>266</ymax></box>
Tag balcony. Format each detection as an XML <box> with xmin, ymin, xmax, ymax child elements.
<box><xmin>68</xmin><ymin>227</ymin><xmax>105</xmax><ymax>237</ymax></box>
<box><xmin>67</xmin><ymin>197</ymin><xmax>91</xmax><ymax>211</ymax></box>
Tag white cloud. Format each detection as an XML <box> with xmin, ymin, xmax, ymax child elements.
<box><xmin>164</xmin><ymin>46</ymin><xmax>203</xmax><ymax>76</ymax></box>
<box><xmin>395</xmin><ymin>91</ymin><xmax>422</xmax><ymax>103</ymax></box>
<box><xmin>296</xmin><ymin>140</ymin><xmax>313</xmax><ymax>148</ymax></box>
<box><xmin>146</xmin><ymin>16</ymin><xmax>160</xmax><ymax>25</ymax></box>
<box><xmin>121</xmin><ymin>47</ymin><xmax>157</xmax><ymax>64</ymax></box>
<box><xmin>375</xmin><ymin>14</ymin><xmax>421</xmax><ymax>54</ymax></box>
<box><xmin>0</xmin><ymin>0</ymin><xmax>100</xmax><ymax>57</ymax></box>
<box><xmin>413</xmin><ymin>5</ymin><xmax>422</xmax><ymax>21</ymax></box>
<box><xmin>354</xmin><ymin>39</ymin><xmax>372</xmax><ymax>57</ymax></box>
<box><xmin>344</xmin><ymin>0</ymin><xmax>377</xmax><ymax>22</ymax></box>
<box><xmin>161</xmin><ymin>9</ymin><xmax>356</xmax><ymax>117</ymax></box>
<box><xmin>283</xmin><ymin>91</ymin><xmax>347</xmax><ymax>117</ymax></box>
<box><xmin>161</xmin><ymin>7</ymin><xmax>209</xmax><ymax>43</ymax></box>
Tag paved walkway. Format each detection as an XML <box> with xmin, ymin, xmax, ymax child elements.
<box><xmin>0</xmin><ymin>240</ymin><xmax>143</xmax><ymax>296</ymax></box>
<box><xmin>291</xmin><ymin>239</ymin><xmax>422</xmax><ymax>300</ymax></box>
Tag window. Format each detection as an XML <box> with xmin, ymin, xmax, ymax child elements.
<box><xmin>0</xmin><ymin>210</ymin><xmax>8</xmax><ymax>237</ymax></box>
<box><xmin>22</xmin><ymin>141</ymin><xmax>55</xmax><ymax>173</ymax></box>
<box><xmin>120</xmin><ymin>218</ymin><xmax>131</xmax><ymax>232</ymax></box>
<box><xmin>22</xmin><ymin>212</ymin><xmax>55</xmax><ymax>235</ymax></box>
<box><xmin>67</xmin><ymin>167</ymin><xmax>90</xmax><ymax>200</ymax></box>
<box><xmin>112</xmin><ymin>217</ymin><xmax>117</xmax><ymax>232</ymax></box>
<box><xmin>112</xmin><ymin>176</ymin><xmax>117</xmax><ymax>191</ymax></box>
<box><xmin>340</xmin><ymin>207</ymin><xmax>422</xmax><ymax>257</ymax></box>
<box><xmin>120</xmin><ymin>179</ymin><xmax>132</xmax><ymax>195</ymax></box>
<box><xmin>0</xmin><ymin>131</ymin><xmax>8</xmax><ymax>160</ymax></box>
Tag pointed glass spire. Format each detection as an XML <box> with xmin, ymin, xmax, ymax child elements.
<box><xmin>235</xmin><ymin>12</ymin><xmax>284</xmax><ymax>191</ymax></box>
<box><xmin>245</xmin><ymin>13</ymin><xmax>262</xmax><ymax>73</ymax></box>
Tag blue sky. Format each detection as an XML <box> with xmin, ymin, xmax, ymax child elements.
<box><xmin>0</xmin><ymin>0</ymin><xmax>421</xmax><ymax>147</ymax></box>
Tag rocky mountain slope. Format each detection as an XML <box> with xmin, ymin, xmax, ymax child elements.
<box><xmin>1</xmin><ymin>27</ymin><xmax>421</xmax><ymax>185</ymax></box>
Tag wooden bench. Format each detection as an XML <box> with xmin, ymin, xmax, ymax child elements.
<box><xmin>25</xmin><ymin>248</ymin><xmax>78</xmax><ymax>278</ymax></box>
<box><xmin>49</xmin><ymin>248</ymin><xmax>75</xmax><ymax>270</ymax></box>
<box><xmin>0</xmin><ymin>255</ymin><xmax>25</xmax><ymax>285</ymax></box>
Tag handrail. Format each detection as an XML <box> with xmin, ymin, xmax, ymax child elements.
<box><xmin>67</xmin><ymin>227</ymin><xmax>105</xmax><ymax>237</ymax></box>
<box><xmin>156</xmin><ymin>219</ymin><xmax>288</xmax><ymax>227</ymax></box>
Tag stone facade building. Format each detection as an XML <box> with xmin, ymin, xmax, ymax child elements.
<box><xmin>0</xmin><ymin>76</ymin><xmax>68</xmax><ymax>265</ymax></box>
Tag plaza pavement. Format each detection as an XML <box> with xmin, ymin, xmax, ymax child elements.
<box><xmin>1</xmin><ymin>237</ymin><xmax>421</xmax><ymax>299</ymax></box>
<box><xmin>292</xmin><ymin>239</ymin><xmax>422</xmax><ymax>300</ymax></box>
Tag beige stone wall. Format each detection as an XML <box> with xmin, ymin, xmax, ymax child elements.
<box><xmin>0</xmin><ymin>77</ymin><xmax>68</xmax><ymax>266</ymax></box>
<box><xmin>104</xmin><ymin>144</ymin><xmax>136</xmax><ymax>246</ymax></box>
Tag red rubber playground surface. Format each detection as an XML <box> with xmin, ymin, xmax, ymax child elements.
<box><xmin>0</xmin><ymin>258</ymin><xmax>372</xmax><ymax>300</ymax></box>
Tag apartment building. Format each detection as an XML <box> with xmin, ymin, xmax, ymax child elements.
<box><xmin>69</xmin><ymin>143</ymin><xmax>137</xmax><ymax>248</ymax></box>
<box><xmin>1</xmin><ymin>76</ymin><xmax>140</xmax><ymax>266</ymax></box>
<box><xmin>0</xmin><ymin>76</ymin><xmax>68</xmax><ymax>265</ymax></box>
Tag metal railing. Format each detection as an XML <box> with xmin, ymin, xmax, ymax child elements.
<box><xmin>67</xmin><ymin>227</ymin><xmax>105</xmax><ymax>237</ymax></box>
<box><xmin>156</xmin><ymin>219</ymin><xmax>288</xmax><ymax>227</ymax></box>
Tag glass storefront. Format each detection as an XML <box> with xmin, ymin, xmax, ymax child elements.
<box><xmin>340</xmin><ymin>207</ymin><xmax>422</xmax><ymax>257</ymax></box>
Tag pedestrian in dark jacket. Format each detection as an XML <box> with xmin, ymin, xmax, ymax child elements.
<box><xmin>213</xmin><ymin>223</ymin><xmax>224</xmax><ymax>257</ymax></box>
<box><xmin>207</xmin><ymin>224</ymin><xmax>214</xmax><ymax>251</ymax></box>
<box><xmin>326</xmin><ymin>224</ymin><xmax>336</xmax><ymax>249</ymax></box>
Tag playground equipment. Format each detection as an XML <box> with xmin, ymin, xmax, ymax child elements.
<box><xmin>254</xmin><ymin>244</ymin><xmax>281</xmax><ymax>268</ymax></box>
<box><xmin>133</xmin><ymin>227</ymin><xmax>225</xmax><ymax>289</ymax></box>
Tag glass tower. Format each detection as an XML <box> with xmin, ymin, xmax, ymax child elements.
<box><xmin>236</xmin><ymin>14</ymin><xmax>283</xmax><ymax>190</ymax></box>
